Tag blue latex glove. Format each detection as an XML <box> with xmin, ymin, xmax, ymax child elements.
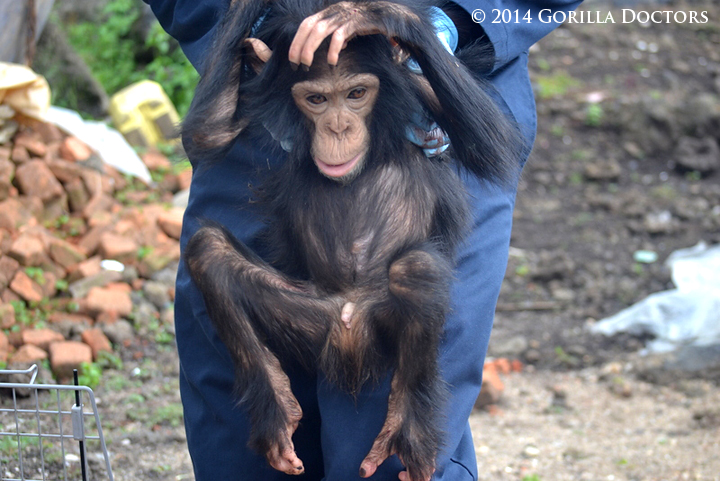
<box><xmin>405</xmin><ymin>7</ymin><xmax>456</xmax><ymax>157</ymax></box>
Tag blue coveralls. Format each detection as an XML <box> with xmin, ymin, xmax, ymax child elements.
<box><xmin>143</xmin><ymin>1</ymin><xmax>582</xmax><ymax>479</ymax></box>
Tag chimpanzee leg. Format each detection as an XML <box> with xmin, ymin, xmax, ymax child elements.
<box><xmin>359</xmin><ymin>245</ymin><xmax>452</xmax><ymax>481</ymax></box>
<box><xmin>184</xmin><ymin>225</ymin><xmax>341</xmax><ymax>474</ymax></box>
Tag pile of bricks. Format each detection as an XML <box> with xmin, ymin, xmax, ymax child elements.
<box><xmin>0</xmin><ymin>118</ymin><xmax>191</xmax><ymax>379</ymax></box>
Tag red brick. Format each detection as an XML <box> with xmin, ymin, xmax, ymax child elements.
<box><xmin>33</xmin><ymin>122</ymin><xmax>63</xmax><ymax>144</ymax></box>
<box><xmin>141</xmin><ymin>149</ymin><xmax>172</xmax><ymax>170</ymax></box>
<box><xmin>47</xmin><ymin>158</ymin><xmax>82</xmax><ymax>183</ymax></box>
<box><xmin>67</xmin><ymin>256</ymin><xmax>102</xmax><ymax>283</ymax></box>
<box><xmin>14</xmin><ymin>133</ymin><xmax>47</xmax><ymax>157</ymax></box>
<box><xmin>81</xmin><ymin>328</ymin><xmax>112</xmax><ymax>360</ymax></box>
<box><xmin>177</xmin><ymin>168</ymin><xmax>192</xmax><ymax>191</ymax></box>
<box><xmin>9</xmin><ymin>270</ymin><xmax>44</xmax><ymax>303</ymax></box>
<box><xmin>475</xmin><ymin>364</ymin><xmax>505</xmax><ymax>409</ymax></box>
<box><xmin>11</xmin><ymin>145</ymin><xmax>30</xmax><ymax>163</ymax></box>
<box><xmin>0</xmin><ymin>146</ymin><xmax>10</xmax><ymax>163</ymax></box>
<box><xmin>14</xmin><ymin>160</ymin><xmax>64</xmax><ymax>203</ymax></box>
<box><xmin>85</xmin><ymin>287</ymin><xmax>132</xmax><ymax>317</ymax></box>
<box><xmin>49</xmin><ymin>341</ymin><xmax>92</xmax><ymax>379</ymax></box>
<box><xmin>106</xmin><ymin>282</ymin><xmax>132</xmax><ymax>293</ymax></box>
<box><xmin>65</xmin><ymin>178</ymin><xmax>90</xmax><ymax>213</ymax></box>
<box><xmin>493</xmin><ymin>358</ymin><xmax>512</xmax><ymax>375</ymax></box>
<box><xmin>48</xmin><ymin>312</ymin><xmax>94</xmax><ymax>325</ymax></box>
<box><xmin>0</xmin><ymin>198</ymin><xmax>36</xmax><ymax>232</ymax></box>
<box><xmin>77</xmin><ymin>225</ymin><xmax>112</xmax><ymax>256</ymax></box>
<box><xmin>11</xmin><ymin>344</ymin><xmax>48</xmax><ymax>364</ymax></box>
<box><xmin>98</xmin><ymin>232</ymin><xmax>138</xmax><ymax>263</ymax></box>
<box><xmin>1</xmin><ymin>289</ymin><xmax>20</xmax><ymax>304</ymax></box>
<box><xmin>0</xmin><ymin>255</ymin><xmax>20</xmax><ymax>290</ymax></box>
<box><xmin>510</xmin><ymin>359</ymin><xmax>524</xmax><ymax>373</ymax></box>
<box><xmin>22</xmin><ymin>328</ymin><xmax>65</xmax><ymax>351</ymax></box>
<box><xmin>82</xmin><ymin>194</ymin><xmax>116</xmax><ymax>221</ymax></box>
<box><xmin>0</xmin><ymin>331</ymin><xmax>8</xmax><ymax>363</ymax></box>
<box><xmin>0</xmin><ymin>302</ymin><xmax>14</xmax><ymax>329</ymax></box>
<box><xmin>157</xmin><ymin>207</ymin><xmax>184</xmax><ymax>240</ymax></box>
<box><xmin>8</xmin><ymin>234</ymin><xmax>46</xmax><ymax>266</ymax></box>
<box><xmin>48</xmin><ymin>238</ymin><xmax>87</xmax><ymax>270</ymax></box>
<box><xmin>59</xmin><ymin>137</ymin><xmax>91</xmax><ymax>162</ymax></box>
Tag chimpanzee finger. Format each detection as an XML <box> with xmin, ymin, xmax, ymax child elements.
<box><xmin>359</xmin><ymin>440</ymin><xmax>392</xmax><ymax>478</ymax></box>
<box><xmin>298</xmin><ymin>17</ymin><xmax>341</xmax><ymax>68</ymax></box>
<box><xmin>327</xmin><ymin>26</ymin><xmax>350</xmax><ymax>66</ymax></box>
<box><xmin>288</xmin><ymin>13</ymin><xmax>322</xmax><ymax>66</ymax></box>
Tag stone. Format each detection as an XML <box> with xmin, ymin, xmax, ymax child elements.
<box><xmin>9</xmin><ymin>270</ymin><xmax>44</xmax><ymax>303</ymax></box>
<box><xmin>85</xmin><ymin>286</ymin><xmax>132</xmax><ymax>317</ymax></box>
<box><xmin>8</xmin><ymin>234</ymin><xmax>46</xmax><ymax>266</ymax></box>
<box><xmin>177</xmin><ymin>169</ymin><xmax>192</xmax><ymax>191</ymax></box>
<box><xmin>99</xmin><ymin>233</ymin><xmax>138</xmax><ymax>264</ymax></box>
<box><xmin>0</xmin><ymin>255</ymin><xmax>20</xmax><ymax>290</ymax></box>
<box><xmin>59</xmin><ymin>136</ymin><xmax>92</xmax><ymax>162</ymax></box>
<box><xmin>0</xmin><ymin>302</ymin><xmax>14</xmax><ymax>329</ymax></box>
<box><xmin>33</xmin><ymin>122</ymin><xmax>63</xmax><ymax>144</ymax></box>
<box><xmin>21</xmin><ymin>328</ymin><xmax>65</xmax><ymax>351</ymax></box>
<box><xmin>82</xmin><ymin>194</ymin><xmax>116</xmax><ymax>221</ymax></box>
<box><xmin>0</xmin><ymin>158</ymin><xmax>13</xmax><ymax>201</ymax></box>
<box><xmin>81</xmin><ymin>328</ymin><xmax>112</xmax><ymax>360</ymax></box>
<box><xmin>68</xmin><ymin>270</ymin><xmax>123</xmax><ymax>299</ymax></box>
<box><xmin>156</xmin><ymin>207</ymin><xmax>184</xmax><ymax>240</ymax></box>
<box><xmin>99</xmin><ymin>319</ymin><xmax>134</xmax><ymax>345</ymax></box>
<box><xmin>48</xmin><ymin>238</ymin><xmax>87</xmax><ymax>270</ymax></box>
<box><xmin>77</xmin><ymin>225</ymin><xmax>113</xmax><ymax>257</ymax></box>
<box><xmin>143</xmin><ymin>281</ymin><xmax>171</xmax><ymax>310</ymax></box>
<box><xmin>584</xmin><ymin>159</ymin><xmax>622</xmax><ymax>181</ymax></box>
<box><xmin>49</xmin><ymin>341</ymin><xmax>92</xmax><ymax>379</ymax></box>
<box><xmin>674</xmin><ymin>136</ymin><xmax>720</xmax><ymax>174</ymax></box>
<box><xmin>11</xmin><ymin>344</ymin><xmax>48</xmax><ymax>364</ymax></box>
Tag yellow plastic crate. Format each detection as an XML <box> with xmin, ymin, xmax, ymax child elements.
<box><xmin>109</xmin><ymin>80</ymin><xmax>180</xmax><ymax>148</ymax></box>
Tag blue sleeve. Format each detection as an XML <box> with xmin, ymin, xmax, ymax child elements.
<box><xmin>451</xmin><ymin>0</ymin><xmax>583</xmax><ymax>71</ymax></box>
<box><xmin>142</xmin><ymin>0</ymin><xmax>230</xmax><ymax>73</ymax></box>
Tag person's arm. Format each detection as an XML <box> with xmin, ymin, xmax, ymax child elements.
<box><xmin>444</xmin><ymin>0</ymin><xmax>583</xmax><ymax>72</ymax></box>
<box><xmin>142</xmin><ymin>0</ymin><xmax>229</xmax><ymax>73</ymax></box>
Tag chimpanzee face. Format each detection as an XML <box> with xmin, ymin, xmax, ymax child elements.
<box><xmin>291</xmin><ymin>71</ymin><xmax>379</xmax><ymax>183</ymax></box>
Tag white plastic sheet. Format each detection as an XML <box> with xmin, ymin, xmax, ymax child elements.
<box><xmin>46</xmin><ymin>106</ymin><xmax>152</xmax><ymax>183</ymax></box>
<box><xmin>590</xmin><ymin>242</ymin><xmax>720</xmax><ymax>353</ymax></box>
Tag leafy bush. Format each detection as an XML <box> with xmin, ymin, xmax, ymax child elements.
<box><xmin>64</xmin><ymin>0</ymin><xmax>198</xmax><ymax>116</ymax></box>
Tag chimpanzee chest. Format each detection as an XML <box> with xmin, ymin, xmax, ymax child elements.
<box><xmin>291</xmin><ymin>163</ymin><xmax>453</xmax><ymax>290</ymax></box>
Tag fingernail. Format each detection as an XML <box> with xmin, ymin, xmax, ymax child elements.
<box><xmin>290</xmin><ymin>62</ymin><xmax>299</xmax><ymax>71</ymax></box>
<box><xmin>359</xmin><ymin>467</ymin><xmax>366</xmax><ymax>477</ymax></box>
<box><xmin>302</xmin><ymin>64</ymin><xmax>310</xmax><ymax>72</ymax></box>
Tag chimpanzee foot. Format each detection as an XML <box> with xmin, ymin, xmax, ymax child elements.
<box><xmin>359</xmin><ymin>395</ymin><xmax>436</xmax><ymax>481</ymax></box>
<box><xmin>265</xmin><ymin>427</ymin><xmax>304</xmax><ymax>475</ymax></box>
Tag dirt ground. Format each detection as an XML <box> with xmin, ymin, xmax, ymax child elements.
<box><xmin>4</xmin><ymin>1</ymin><xmax>720</xmax><ymax>480</ymax></box>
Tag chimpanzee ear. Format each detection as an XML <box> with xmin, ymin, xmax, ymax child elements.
<box><xmin>244</xmin><ymin>38</ymin><xmax>273</xmax><ymax>74</ymax></box>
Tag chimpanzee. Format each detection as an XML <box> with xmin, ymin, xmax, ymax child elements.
<box><xmin>182</xmin><ymin>0</ymin><xmax>520</xmax><ymax>480</ymax></box>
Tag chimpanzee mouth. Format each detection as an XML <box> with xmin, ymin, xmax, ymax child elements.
<box><xmin>314</xmin><ymin>153</ymin><xmax>363</xmax><ymax>179</ymax></box>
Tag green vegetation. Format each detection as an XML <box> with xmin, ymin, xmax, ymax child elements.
<box><xmin>62</xmin><ymin>0</ymin><xmax>199</xmax><ymax>116</ymax></box>
<box><xmin>534</xmin><ymin>72</ymin><xmax>581</xmax><ymax>99</ymax></box>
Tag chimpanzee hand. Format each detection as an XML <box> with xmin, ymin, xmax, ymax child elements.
<box><xmin>289</xmin><ymin>1</ymin><xmax>418</xmax><ymax>68</ymax></box>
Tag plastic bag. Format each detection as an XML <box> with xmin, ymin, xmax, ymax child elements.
<box><xmin>590</xmin><ymin>242</ymin><xmax>720</xmax><ymax>353</ymax></box>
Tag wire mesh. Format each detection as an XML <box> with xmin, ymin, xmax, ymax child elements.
<box><xmin>0</xmin><ymin>365</ymin><xmax>113</xmax><ymax>481</ymax></box>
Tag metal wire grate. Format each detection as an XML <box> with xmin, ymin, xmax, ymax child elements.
<box><xmin>0</xmin><ymin>365</ymin><xmax>113</xmax><ymax>481</ymax></box>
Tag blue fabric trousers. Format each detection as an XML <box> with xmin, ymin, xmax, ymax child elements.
<box><xmin>175</xmin><ymin>137</ymin><xmax>519</xmax><ymax>480</ymax></box>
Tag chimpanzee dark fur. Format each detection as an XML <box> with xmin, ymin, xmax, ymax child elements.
<box><xmin>183</xmin><ymin>0</ymin><xmax>521</xmax><ymax>479</ymax></box>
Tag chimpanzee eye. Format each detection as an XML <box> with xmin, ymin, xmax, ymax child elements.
<box><xmin>347</xmin><ymin>88</ymin><xmax>367</xmax><ymax>100</ymax></box>
<box><xmin>306</xmin><ymin>94</ymin><xmax>327</xmax><ymax>105</ymax></box>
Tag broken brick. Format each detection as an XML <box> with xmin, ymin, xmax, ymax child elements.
<box><xmin>59</xmin><ymin>136</ymin><xmax>91</xmax><ymax>162</ymax></box>
<box><xmin>49</xmin><ymin>341</ymin><xmax>92</xmax><ymax>379</ymax></box>
<box><xmin>85</xmin><ymin>287</ymin><xmax>132</xmax><ymax>317</ymax></box>
<box><xmin>9</xmin><ymin>270</ymin><xmax>44</xmax><ymax>303</ymax></box>
<box><xmin>81</xmin><ymin>328</ymin><xmax>112</xmax><ymax>360</ymax></box>
<box><xmin>11</xmin><ymin>344</ymin><xmax>48</xmax><ymax>364</ymax></box>
<box><xmin>14</xmin><ymin>160</ymin><xmax>64</xmax><ymax>203</ymax></box>
<box><xmin>22</xmin><ymin>328</ymin><xmax>65</xmax><ymax>351</ymax></box>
